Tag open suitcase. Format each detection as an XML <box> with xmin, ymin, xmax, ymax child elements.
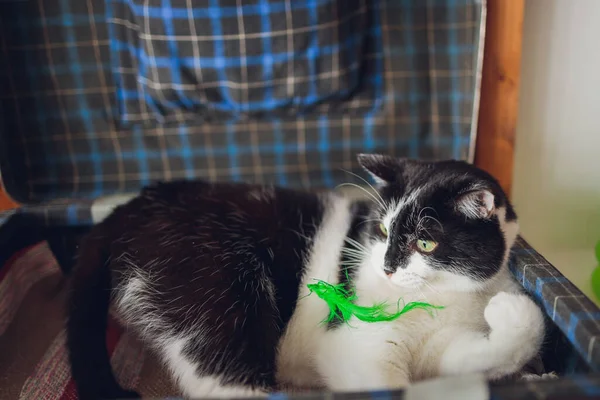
<box><xmin>1</xmin><ymin>0</ymin><xmax>599</xmax><ymax>398</ymax></box>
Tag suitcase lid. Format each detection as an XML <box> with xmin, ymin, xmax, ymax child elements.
<box><xmin>0</xmin><ymin>0</ymin><xmax>485</xmax><ymax>206</ymax></box>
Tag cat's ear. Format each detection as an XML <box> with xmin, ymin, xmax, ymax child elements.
<box><xmin>455</xmin><ymin>189</ymin><xmax>495</xmax><ymax>219</ymax></box>
<box><xmin>357</xmin><ymin>154</ymin><xmax>404</xmax><ymax>185</ymax></box>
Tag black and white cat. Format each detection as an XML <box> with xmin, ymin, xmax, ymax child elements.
<box><xmin>67</xmin><ymin>155</ymin><xmax>545</xmax><ymax>399</ymax></box>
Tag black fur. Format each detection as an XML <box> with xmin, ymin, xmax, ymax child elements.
<box><xmin>67</xmin><ymin>181</ymin><xmax>325</xmax><ymax>398</ymax></box>
<box><xmin>67</xmin><ymin>156</ymin><xmax>517</xmax><ymax>398</ymax></box>
<box><xmin>67</xmin><ymin>232</ymin><xmax>138</xmax><ymax>399</ymax></box>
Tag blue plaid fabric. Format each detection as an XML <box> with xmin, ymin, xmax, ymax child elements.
<box><xmin>510</xmin><ymin>239</ymin><xmax>600</xmax><ymax>372</ymax></box>
<box><xmin>0</xmin><ymin>0</ymin><xmax>484</xmax><ymax>202</ymax></box>
<box><xmin>109</xmin><ymin>0</ymin><xmax>378</xmax><ymax>123</ymax></box>
<box><xmin>0</xmin><ymin>200</ymin><xmax>95</xmax><ymax>227</ymax></box>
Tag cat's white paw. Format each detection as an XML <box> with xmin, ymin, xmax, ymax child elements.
<box><xmin>484</xmin><ymin>292</ymin><xmax>543</xmax><ymax>336</ymax></box>
<box><xmin>483</xmin><ymin>292</ymin><xmax>545</xmax><ymax>379</ymax></box>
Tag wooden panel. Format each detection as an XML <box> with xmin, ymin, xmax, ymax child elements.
<box><xmin>0</xmin><ymin>182</ymin><xmax>17</xmax><ymax>211</ymax></box>
<box><xmin>474</xmin><ymin>0</ymin><xmax>525</xmax><ymax>198</ymax></box>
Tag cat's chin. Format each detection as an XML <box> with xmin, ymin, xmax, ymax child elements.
<box><xmin>389</xmin><ymin>276</ymin><xmax>428</xmax><ymax>291</ymax></box>
<box><xmin>373</xmin><ymin>268</ymin><xmax>428</xmax><ymax>291</ymax></box>
<box><xmin>377</xmin><ymin>265</ymin><xmax>489</xmax><ymax>294</ymax></box>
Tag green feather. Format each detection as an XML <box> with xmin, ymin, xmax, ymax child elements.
<box><xmin>306</xmin><ymin>279</ymin><xmax>444</xmax><ymax>325</ymax></box>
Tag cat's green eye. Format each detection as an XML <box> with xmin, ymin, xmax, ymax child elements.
<box><xmin>416</xmin><ymin>239</ymin><xmax>438</xmax><ymax>253</ymax></box>
<box><xmin>379</xmin><ymin>223</ymin><xmax>388</xmax><ymax>237</ymax></box>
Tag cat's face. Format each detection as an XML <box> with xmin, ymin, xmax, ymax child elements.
<box><xmin>357</xmin><ymin>154</ymin><xmax>519</xmax><ymax>293</ymax></box>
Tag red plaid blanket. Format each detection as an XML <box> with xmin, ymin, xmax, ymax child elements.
<box><xmin>0</xmin><ymin>242</ymin><xmax>547</xmax><ymax>399</ymax></box>
<box><xmin>0</xmin><ymin>242</ymin><xmax>176</xmax><ymax>399</ymax></box>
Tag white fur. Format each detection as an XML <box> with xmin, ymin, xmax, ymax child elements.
<box><xmin>115</xmin><ymin>257</ymin><xmax>266</xmax><ymax>398</ymax></box>
<box><xmin>113</xmin><ymin>193</ymin><xmax>356</xmax><ymax>396</ymax></box>
<box><xmin>163</xmin><ymin>337</ymin><xmax>265</xmax><ymax>398</ymax></box>
<box><xmin>457</xmin><ymin>190</ymin><xmax>495</xmax><ymax>219</ymax></box>
<box><xmin>276</xmin><ymin>193</ymin><xmax>353</xmax><ymax>389</ymax></box>
<box><xmin>382</xmin><ymin>188</ymin><xmax>423</xmax><ymax>230</ymax></box>
<box><xmin>115</xmin><ymin>190</ymin><xmax>543</xmax><ymax>395</ymax></box>
<box><xmin>278</xmin><ymin>201</ymin><xmax>545</xmax><ymax>392</ymax></box>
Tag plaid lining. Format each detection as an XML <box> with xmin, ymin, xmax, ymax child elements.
<box><xmin>109</xmin><ymin>0</ymin><xmax>377</xmax><ymax>123</ymax></box>
<box><xmin>0</xmin><ymin>201</ymin><xmax>93</xmax><ymax>228</ymax></box>
<box><xmin>510</xmin><ymin>238</ymin><xmax>600</xmax><ymax>372</ymax></box>
<box><xmin>0</xmin><ymin>0</ymin><xmax>483</xmax><ymax>202</ymax></box>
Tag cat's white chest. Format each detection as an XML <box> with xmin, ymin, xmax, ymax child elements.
<box><xmin>350</xmin><ymin>271</ymin><xmax>492</xmax><ymax>376</ymax></box>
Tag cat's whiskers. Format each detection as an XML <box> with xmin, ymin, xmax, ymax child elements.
<box><xmin>417</xmin><ymin>206</ymin><xmax>438</xmax><ymax>221</ymax></box>
<box><xmin>416</xmin><ymin>286</ymin><xmax>431</xmax><ymax>304</ymax></box>
<box><xmin>421</xmin><ymin>279</ymin><xmax>440</xmax><ymax>296</ymax></box>
<box><xmin>286</xmin><ymin>228</ymin><xmax>311</xmax><ymax>241</ymax></box>
<box><xmin>415</xmin><ymin>206</ymin><xmax>444</xmax><ymax>236</ymax></box>
<box><xmin>339</xmin><ymin>169</ymin><xmax>385</xmax><ymax>206</ymax></box>
<box><xmin>344</xmin><ymin>252</ymin><xmax>367</xmax><ymax>264</ymax></box>
<box><xmin>341</xmin><ymin>259</ymin><xmax>365</xmax><ymax>266</ymax></box>
<box><xmin>341</xmin><ymin>248</ymin><xmax>365</xmax><ymax>255</ymax></box>
<box><xmin>356</xmin><ymin>218</ymin><xmax>382</xmax><ymax>228</ymax></box>
<box><xmin>419</xmin><ymin>215</ymin><xmax>445</xmax><ymax>234</ymax></box>
<box><xmin>335</xmin><ymin>182</ymin><xmax>385</xmax><ymax>210</ymax></box>
<box><xmin>341</xmin><ymin>263</ymin><xmax>364</xmax><ymax>269</ymax></box>
<box><xmin>415</xmin><ymin>221</ymin><xmax>435</xmax><ymax>241</ymax></box>
<box><xmin>340</xmin><ymin>257</ymin><xmax>364</xmax><ymax>264</ymax></box>
<box><xmin>341</xmin><ymin>248</ymin><xmax>365</xmax><ymax>257</ymax></box>
<box><xmin>340</xmin><ymin>258</ymin><xmax>365</xmax><ymax>266</ymax></box>
<box><xmin>344</xmin><ymin>236</ymin><xmax>369</xmax><ymax>253</ymax></box>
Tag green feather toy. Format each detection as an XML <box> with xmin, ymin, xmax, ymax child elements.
<box><xmin>306</xmin><ymin>279</ymin><xmax>444</xmax><ymax>325</ymax></box>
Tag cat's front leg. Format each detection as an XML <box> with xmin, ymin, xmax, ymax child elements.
<box><xmin>436</xmin><ymin>292</ymin><xmax>545</xmax><ymax>379</ymax></box>
<box><xmin>314</xmin><ymin>323</ymin><xmax>411</xmax><ymax>391</ymax></box>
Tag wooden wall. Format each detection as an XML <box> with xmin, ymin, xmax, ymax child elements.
<box><xmin>474</xmin><ymin>0</ymin><xmax>525</xmax><ymax>198</ymax></box>
<box><xmin>0</xmin><ymin>183</ymin><xmax>16</xmax><ymax>211</ymax></box>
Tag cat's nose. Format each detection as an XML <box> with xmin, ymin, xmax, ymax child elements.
<box><xmin>383</xmin><ymin>266</ymin><xmax>395</xmax><ymax>277</ymax></box>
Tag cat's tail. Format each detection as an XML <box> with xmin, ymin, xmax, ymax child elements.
<box><xmin>66</xmin><ymin>232</ymin><xmax>138</xmax><ymax>399</ymax></box>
